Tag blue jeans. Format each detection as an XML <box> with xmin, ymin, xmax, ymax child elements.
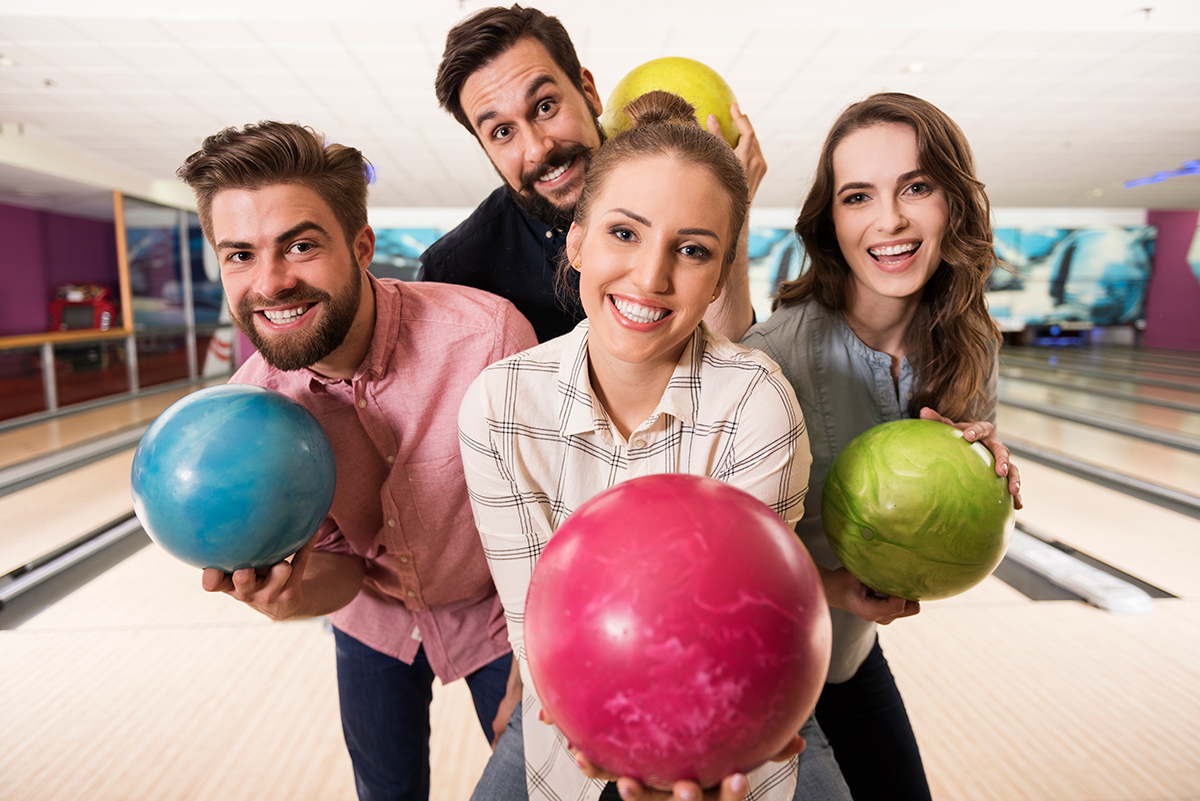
<box><xmin>470</xmin><ymin>702</ymin><xmax>850</xmax><ymax>800</ymax></box>
<box><xmin>815</xmin><ymin>637</ymin><xmax>931</xmax><ymax>801</ymax></box>
<box><xmin>333</xmin><ymin>626</ymin><xmax>512</xmax><ymax>801</ymax></box>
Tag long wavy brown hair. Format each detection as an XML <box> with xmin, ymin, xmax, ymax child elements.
<box><xmin>775</xmin><ymin>92</ymin><xmax>1000</xmax><ymax>420</ymax></box>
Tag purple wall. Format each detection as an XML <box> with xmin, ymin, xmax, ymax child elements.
<box><xmin>1143</xmin><ymin>209</ymin><xmax>1200</xmax><ymax>352</ymax></box>
<box><xmin>0</xmin><ymin>204</ymin><xmax>49</xmax><ymax>336</ymax></box>
<box><xmin>0</xmin><ymin>202</ymin><xmax>119</xmax><ymax>337</ymax></box>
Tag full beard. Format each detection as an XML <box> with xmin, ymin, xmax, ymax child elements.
<box><xmin>233</xmin><ymin>264</ymin><xmax>362</xmax><ymax>372</ymax></box>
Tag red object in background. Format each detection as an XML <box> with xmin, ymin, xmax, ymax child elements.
<box><xmin>49</xmin><ymin>283</ymin><xmax>119</xmax><ymax>331</ymax></box>
<box><xmin>524</xmin><ymin>473</ymin><xmax>832</xmax><ymax>790</ymax></box>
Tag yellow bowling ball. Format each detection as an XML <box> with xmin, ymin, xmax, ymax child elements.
<box><xmin>601</xmin><ymin>57</ymin><xmax>740</xmax><ymax>148</ymax></box>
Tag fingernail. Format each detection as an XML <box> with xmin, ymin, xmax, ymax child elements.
<box><xmin>966</xmin><ymin>429</ymin><xmax>975</xmax><ymax>439</ymax></box>
<box><xmin>574</xmin><ymin>753</ymin><xmax>586</xmax><ymax>770</ymax></box>
<box><xmin>618</xmin><ymin>784</ymin><xmax>634</xmax><ymax>801</ymax></box>
<box><xmin>731</xmin><ymin>774</ymin><xmax>748</xmax><ymax>793</ymax></box>
<box><xmin>1001</xmin><ymin>461</ymin><xmax>1009</xmax><ymax>474</ymax></box>
<box><xmin>538</xmin><ymin>709</ymin><xmax>545</xmax><ymax>722</ymax></box>
<box><xmin>679</xmin><ymin>789</ymin><xmax>698</xmax><ymax>801</ymax></box>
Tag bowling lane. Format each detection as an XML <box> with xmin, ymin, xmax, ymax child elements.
<box><xmin>1004</xmin><ymin>345</ymin><xmax>1200</xmax><ymax>386</ymax></box>
<box><xmin>997</xmin><ymin>405</ymin><xmax>1200</xmax><ymax>500</ymax></box>
<box><xmin>999</xmin><ymin>376</ymin><xmax>1200</xmax><ymax>440</ymax></box>
<box><xmin>999</xmin><ymin>365</ymin><xmax>1200</xmax><ymax>413</ymax></box>
<box><xmin>882</xmin><ymin>598</ymin><xmax>1200</xmax><ymax>801</ymax></box>
<box><xmin>1012</xmin><ymin>460</ymin><xmax>1200</xmax><ymax>599</ymax></box>
<box><xmin>1</xmin><ymin>540</ymin><xmax>492</xmax><ymax>801</ymax></box>
<box><xmin>0</xmin><ymin>378</ymin><xmax>228</xmax><ymax>471</ymax></box>
<box><xmin>0</xmin><ymin>449</ymin><xmax>135</xmax><ymax>576</ymax></box>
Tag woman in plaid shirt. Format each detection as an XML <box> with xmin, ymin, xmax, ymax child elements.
<box><xmin>459</xmin><ymin>91</ymin><xmax>851</xmax><ymax>801</ymax></box>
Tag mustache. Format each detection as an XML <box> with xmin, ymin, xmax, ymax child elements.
<box><xmin>518</xmin><ymin>143</ymin><xmax>591</xmax><ymax>194</ymax></box>
<box><xmin>235</xmin><ymin>287</ymin><xmax>331</xmax><ymax>322</ymax></box>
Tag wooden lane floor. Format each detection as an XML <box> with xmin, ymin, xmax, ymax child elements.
<box><xmin>1004</xmin><ymin>344</ymin><xmax>1200</xmax><ymax>376</ymax></box>
<box><xmin>0</xmin><ymin>449</ymin><xmax>136</xmax><ymax>577</ymax></box>
<box><xmin>999</xmin><ymin>377</ymin><xmax>1200</xmax><ymax>440</ymax></box>
<box><xmin>0</xmin><ymin>540</ymin><xmax>493</xmax><ymax>801</ymax></box>
<box><xmin>997</xmin><ymin>404</ymin><xmax>1200</xmax><ymax>500</ymax></box>
<box><xmin>0</xmin><ymin>378</ymin><xmax>228</xmax><ymax>472</ymax></box>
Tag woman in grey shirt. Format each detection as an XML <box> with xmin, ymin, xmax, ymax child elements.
<box><xmin>743</xmin><ymin>93</ymin><xmax>1023</xmax><ymax>801</ymax></box>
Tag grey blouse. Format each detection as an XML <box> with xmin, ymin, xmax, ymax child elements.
<box><xmin>744</xmin><ymin>298</ymin><xmax>997</xmax><ymax>682</ymax></box>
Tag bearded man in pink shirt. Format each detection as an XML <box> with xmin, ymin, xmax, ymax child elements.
<box><xmin>176</xmin><ymin>120</ymin><xmax>536</xmax><ymax>801</ymax></box>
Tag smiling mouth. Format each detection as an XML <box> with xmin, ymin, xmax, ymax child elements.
<box><xmin>868</xmin><ymin>242</ymin><xmax>919</xmax><ymax>265</ymax></box>
<box><xmin>261</xmin><ymin>304</ymin><xmax>313</xmax><ymax>324</ymax></box>
<box><xmin>539</xmin><ymin>160</ymin><xmax>571</xmax><ymax>183</ymax></box>
<box><xmin>611</xmin><ymin>295</ymin><xmax>670</xmax><ymax>324</ymax></box>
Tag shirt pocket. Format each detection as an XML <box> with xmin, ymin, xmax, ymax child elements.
<box><xmin>405</xmin><ymin>454</ymin><xmax>474</xmax><ymax>542</ymax></box>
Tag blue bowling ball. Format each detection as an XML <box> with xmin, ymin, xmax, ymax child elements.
<box><xmin>130</xmin><ymin>384</ymin><xmax>336</xmax><ymax>572</ymax></box>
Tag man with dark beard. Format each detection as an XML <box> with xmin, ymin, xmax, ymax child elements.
<box><xmin>176</xmin><ymin>120</ymin><xmax>536</xmax><ymax>801</ymax></box>
<box><xmin>422</xmin><ymin>4</ymin><xmax>765</xmax><ymax>344</ymax></box>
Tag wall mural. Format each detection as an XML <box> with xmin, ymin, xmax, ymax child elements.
<box><xmin>369</xmin><ymin>223</ymin><xmax>1158</xmax><ymax>333</ymax></box>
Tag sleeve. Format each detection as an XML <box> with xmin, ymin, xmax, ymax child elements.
<box><xmin>457</xmin><ymin>367</ymin><xmax>547</xmax><ymax>662</ymax></box>
<box><xmin>711</xmin><ymin>359</ymin><xmax>812</xmax><ymax>529</ymax></box>
<box><xmin>495</xmin><ymin>298</ymin><xmax>538</xmax><ymax>363</ymax></box>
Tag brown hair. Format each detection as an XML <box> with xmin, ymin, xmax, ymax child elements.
<box><xmin>435</xmin><ymin>4</ymin><xmax>588</xmax><ymax>136</ymax></box>
<box><xmin>176</xmin><ymin>120</ymin><xmax>371</xmax><ymax>248</ymax></box>
<box><xmin>776</xmin><ymin>92</ymin><xmax>1000</xmax><ymax>420</ymax></box>
<box><xmin>569</xmin><ymin>90</ymin><xmax>749</xmax><ymax>280</ymax></box>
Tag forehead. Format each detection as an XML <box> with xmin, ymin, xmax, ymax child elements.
<box><xmin>459</xmin><ymin>37</ymin><xmax>574</xmax><ymax>127</ymax></box>
<box><xmin>591</xmin><ymin>155</ymin><xmax>731</xmax><ymax>227</ymax></box>
<box><xmin>833</xmin><ymin>123</ymin><xmax>920</xmax><ymax>180</ymax></box>
<box><xmin>209</xmin><ymin>183</ymin><xmax>340</xmax><ymax>240</ymax></box>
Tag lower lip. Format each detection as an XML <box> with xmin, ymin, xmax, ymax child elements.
<box><xmin>608</xmin><ymin>296</ymin><xmax>670</xmax><ymax>331</ymax></box>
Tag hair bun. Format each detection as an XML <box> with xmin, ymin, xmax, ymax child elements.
<box><xmin>623</xmin><ymin>90</ymin><xmax>699</xmax><ymax>129</ymax></box>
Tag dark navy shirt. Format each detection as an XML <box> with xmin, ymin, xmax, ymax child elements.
<box><xmin>417</xmin><ymin>186</ymin><xmax>584</xmax><ymax>343</ymax></box>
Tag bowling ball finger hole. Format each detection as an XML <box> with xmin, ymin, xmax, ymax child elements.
<box><xmin>861</xmin><ymin>528</ymin><xmax>875</xmax><ymax>541</ymax></box>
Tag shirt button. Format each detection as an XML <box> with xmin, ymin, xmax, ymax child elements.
<box><xmin>386</xmin><ymin>455</ymin><xmax>395</xmax><ymax>464</ymax></box>
<box><xmin>400</xmin><ymin>555</ymin><xmax>410</xmax><ymax>563</ymax></box>
<box><xmin>544</xmin><ymin>230</ymin><xmax>553</xmax><ymax>239</ymax></box>
<box><xmin>357</xmin><ymin>399</ymin><xmax>367</xmax><ymax>408</ymax></box>
<box><xmin>388</xmin><ymin>518</ymin><xmax>395</xmax><ymax>527</ymax></box>
<box><xmin>407</xmin><ymin>590</ymin><xmax>416</xmax><ymax>598</ymax></box>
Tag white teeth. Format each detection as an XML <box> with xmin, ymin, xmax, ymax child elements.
<box><xmin>263</xmin><ymin>306</ymin><xmax>308</xmax><ymax>324</ymax></box>
<box><xmin>539</xmin><ymin>162</ymin><xmax>568</xmax><ymax>182</ymax></box>
<box><xmin>869</xmin><ymin>242</ymin><xmax>918</xmax><ymax>257</ymax></box>
<box><xmin>612</xmin><ymin>297</ymin><xmax>667</xmax><ymax>324</ymax></box>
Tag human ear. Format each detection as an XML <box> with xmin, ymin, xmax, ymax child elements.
<box><xmin>565</xmin><ymin>222</ymin><xmax>584</xmax><ymax>270</ymax></box>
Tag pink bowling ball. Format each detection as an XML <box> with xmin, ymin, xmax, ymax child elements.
<box><xmin>524</xmin><ymin>473</ymin><xmax>831</xmax><ymax>790</ymax></box>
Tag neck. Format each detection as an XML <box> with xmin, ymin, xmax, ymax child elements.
<box><xmin>310</xmin><ymin>273</ymin><xmax>376</xmax><ymax>381</ymax></box>
<box><xmin>842</xmin><ymin>290</ymin><xmax>920</xmax><ymax>361</ymax></box>
<box><xmin>585</xmin><ymin>337</ymin><xmax>687</xmax><ymax>442</ymax></box>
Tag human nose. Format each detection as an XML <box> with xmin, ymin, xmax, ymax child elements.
<box><xmin>252</xmin><ymin>253</ymin><xmax>297</xmax><ymax>300</ymax></box>
<box><xmin>523</xmin><ymin>130</ymin><xmax>554</xmax><ymax>166</ymax></box>
<box><xmin>875</xmin><ymin>196</ymin><xmax>907</xmax><ymax>234</ymax></box>
<box><xmin>630</xmin><ymin>247</ymin><xmax>671</xmax><ymax>294</ymax></box>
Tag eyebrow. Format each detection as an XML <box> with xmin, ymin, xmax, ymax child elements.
<box><xmin>215</xmin><ymin>221</ymin><xmax>328</xmax><ymax>252</ymax></box>
<box><xmin>473</xmin><ymin>74</ymin><xmax>557</xmax><ymax>130</ymax></box>
<box><xmin>836</xmin><ymin>169</ymin><xmax>927</xmax><ymax>195</ymax></box>
<box><xmin>608</xmin><ymin>209</ymin><xmax>721</xmax><ymax>241</ymax></box>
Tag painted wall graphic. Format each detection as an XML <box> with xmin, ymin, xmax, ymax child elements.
<box><xmin>1189</xmin><ymin>222</ymin><xmax>1200</xmax><ymax>287</ymax></box>
<box><xmin>741</xmin><ymin>224</ymin><xmax>1156</xmax><ymax>330</ymax></box>
<box><xmin>365</xmin><ymin>222</ymin><xmax>1158</xmax><ymax>332</ymax></box>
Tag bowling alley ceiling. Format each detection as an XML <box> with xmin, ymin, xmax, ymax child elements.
<box><xmin>1</xmin><ymin>0</ymin><xmax>1199</xmax><ymax>212</ymax></box>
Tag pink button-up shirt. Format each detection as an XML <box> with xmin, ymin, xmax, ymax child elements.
<box><xmin>233</xmin><ymin>275</ymin><xmax>536</xmax><ymax>680</ymax></box>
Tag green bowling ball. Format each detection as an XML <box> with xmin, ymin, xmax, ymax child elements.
<box><xmin>822</xmin><ymin>419</ymin><xmax>1015</xmax><ymax>601</ymax></box>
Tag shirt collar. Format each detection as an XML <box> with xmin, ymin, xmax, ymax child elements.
<box><xmin>557</xmin><ymin>321</ymin><xmax>707</xmax><ymax>439</ymax></box>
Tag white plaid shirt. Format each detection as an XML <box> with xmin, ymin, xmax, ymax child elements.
<box><xmin>459</xmin><ymin>320</ymin><xmax>812</xmax><ymax>801</ymax></box>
